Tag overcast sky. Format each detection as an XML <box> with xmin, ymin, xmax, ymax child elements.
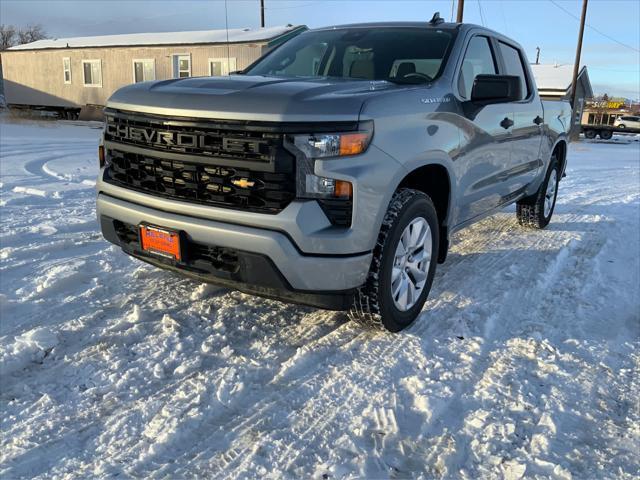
<box><xmin>2</xmin><ymin>0</ymin><xmax>639</xmax><ymax>98</ymax></box>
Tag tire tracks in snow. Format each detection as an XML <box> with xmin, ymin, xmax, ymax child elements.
<box><xmin>215</xmin><ymin>205</ymin><xmax>609</xmax><ymax>477</ymax></box>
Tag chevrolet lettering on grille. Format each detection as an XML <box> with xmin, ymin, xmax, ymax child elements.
<box><xmin>105</xmin><ymin>121</ymin><xmax>267</xmax><ymax>156</ymax></box>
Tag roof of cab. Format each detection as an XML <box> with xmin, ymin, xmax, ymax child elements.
<box><xmin>308</xmin><ymin>22</ymin><xmax>507</xmax><ymax>38</ymax></box>
<box><xmin>310</xmin><ymin>21</ymin><xmax>463</xmax><ymax>31</ymax></box>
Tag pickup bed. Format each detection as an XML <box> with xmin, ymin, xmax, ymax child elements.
<box><xmin>97</xmin><ymin>19</ymin><xmax>570</xmax><ymax>331</ymax></box>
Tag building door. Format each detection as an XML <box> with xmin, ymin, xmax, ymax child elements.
<box><xmin>173</xmin><ymin>55</ymin><xmax>191</xmax><ymax>78</ymax></box>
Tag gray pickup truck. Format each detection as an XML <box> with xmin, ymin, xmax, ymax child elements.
<box><xmin>97</xmin><ymin>19</ymin><xmax>570</xmax><ymax>332</ymax></box>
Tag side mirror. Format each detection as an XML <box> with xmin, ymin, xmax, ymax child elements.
<box><xmin>471</xmin><ymin>74</ymin><xmax>521</xmax><ymax>104</ymax></box>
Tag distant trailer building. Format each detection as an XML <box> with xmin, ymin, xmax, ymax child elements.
<box><xmin>0</xmin><ymin>25</ymin><xmax>306</xmax><ymax>117</ymax></box>
<box><xmin>530</xmin><ymin>63</ymin><xmax>593</xmax><ymax>137</ymax></box>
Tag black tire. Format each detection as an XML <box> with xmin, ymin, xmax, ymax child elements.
<box><xmin>584</xmin><ymin>129</ymin><xmax>597</xmax><ymax>139</ymax></box>
<box><xmin>618</xmin><ymin>124</ymin><xmax>626</xmax><ymax>129</ymax></box>
<box><xmin>599</xmin><ymin>130</ymin><xmax>613</xmax><ymax>140</ymax></box>
<box><xmin>349</xmin><ymin>188</ymin><xmax>439</xmax><ymax>332</ymax></box>
<box><xmin>516</xmin><ymin>157</ymin><xmax>560</xmax><ymax>229</ymax></box>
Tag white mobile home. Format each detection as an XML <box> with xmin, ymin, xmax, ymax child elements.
<box><xmin>0</xmin><ymin>25</ymin><xmax>305</xmax><ymax>117</ymax></box>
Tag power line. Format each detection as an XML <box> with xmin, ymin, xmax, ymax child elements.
<box><xmin>549</xmin><ymin>0</ymin><xmax>640</xmax><ymax>53</ymax></box>
<box><xmin>264</xmin><ymin>1</ymin><xmax>321</xmax><ymax>10</ymax></box>
<box><xmin>499</xmin><ymin>0</ymin><xmax>509</xmax><ymax>36</ymax></box>
<box><xmin>477</xmin><ymin>0</ymin><xmax>486</xmax><ymax>27</ymax></box>
<box><xmin>587</xmin><ymin>66</ymin><xmax>640</xmax><ymax>73</ymax></box>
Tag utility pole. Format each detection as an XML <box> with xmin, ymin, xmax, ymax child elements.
<box><xmin>260</xmin><ymin>0</ymin><xmax>265</xmax><ymax>28</ymax></box>
<box><xmin>570</xmin><ymin>0</ymin><xmax>588</xmax><ymax>109</ymax></box>
<box><xmin>570</xmin><ymin>0</ymin><xmax>588</xmax><ymax>140</ymax></box>
<box><xmin>456</xmin><ymin>0</ymin><xmax>464</xmax><ymax>23</ymax></box>
<box><xmin>535</xmin><ymin>47</ymin><xmax>540</xmax><ymax>64</ymax></box>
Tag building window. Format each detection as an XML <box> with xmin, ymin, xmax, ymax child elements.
<box><xmin>133</xmin><ymin>59</ymin><xmax>155</xmax><ymax>83</ymax></box>
<box><xmin>82</xmin><ymin>60</ymin><xmax>102</xmax><ymax>87</ymax></box>
<box><xmin>209</xmin><ymin>57</ymin><xmax>236</xmax><ymax>76</ymax></box>
<box><xmin>63</xmin><ymin>57</ymin><xmax>72</xmax><ymax>84</ymax></box>
<box><xmin>173</xmin><ymin>55</ymin><xmax>191</xmax><ymax>78</ymax></box>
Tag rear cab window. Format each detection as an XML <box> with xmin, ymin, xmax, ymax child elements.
<box><xmin>497</xmin><ymin>41</ymin><xmax>531</xmax><ymax>100</ymax></box>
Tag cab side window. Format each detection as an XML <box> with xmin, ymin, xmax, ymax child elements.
<box><xmin>498</xmin><ymin>42</ymin><xmax>531</xmax><ymax>100</ymax></box>
<box><xmin>458</xmin><ymin>36</ymin><xmax>497</xmax><ymax>99</ymax></box>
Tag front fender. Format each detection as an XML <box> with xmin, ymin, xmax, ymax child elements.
<box><xmin>397</xmin><ymin>149</ymin><xmax>458</xmax><ymax>228</ymax></box>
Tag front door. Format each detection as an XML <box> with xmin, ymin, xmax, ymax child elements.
<box><xmin>454</xmin><ymin>34</ymin><xmax>515</xmax><ymax>224</ymax></box>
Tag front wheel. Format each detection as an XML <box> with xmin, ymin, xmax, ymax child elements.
<box><xmin>516</xmin><ymin>158</ymin><xmax>560</xmax><ymax>229</ymax></box>
<box><xmin>349</xmin><ymin>189</ymin><xmax>439</xmax><ymax>332</ymax></box>
<box><xmin>618</xmin><ymin>124</ymin><xmax>626</xmax><ymax>129</ymax></box>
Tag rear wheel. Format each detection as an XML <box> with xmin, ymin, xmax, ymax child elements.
<box><xmin>599</xmin><ymin>130</ymin><xmax>613</xmax><ymax>140</ymax></box>
<box><xmin>618</xmin><ymin>124</ymin><xmax>626</xmax><ymax>129</ymax></box>
<box><xmin>516</xmin><ymin>157</ymin><xmax>559</xmax><ymax>229</ymax></box>
<box><xmin>349</xmin><ymin>189</ymin><xmax>439</xmax><ymax>332</ymax></box>
<box><xmin>584</xmin><ymin>129</ymin><xmax>597</xmax><ymax>139</ymax></box>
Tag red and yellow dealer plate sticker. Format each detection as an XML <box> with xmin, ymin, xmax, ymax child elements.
<box><xmin>139</xmin><ymin>225</ymin><xmax>181</xmax><ymax>261</ymax></box>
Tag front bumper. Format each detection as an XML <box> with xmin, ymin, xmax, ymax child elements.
<box><xmin>97</xmin><ymin>193</ymin><xmax>372</xmax><ymax>307</ymax></box>
<box><xmin>96</xmin><ymin>143</ymin><xmax>406</xmax><ymax>256</ymax></box>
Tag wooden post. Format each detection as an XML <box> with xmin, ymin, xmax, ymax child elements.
<box><xmin>570</xmin><ymin>0</ymin><xmax>588</xmax><ymax>140</ymax></box>
<box><xmin>571</xmin><ymin>0</ymin><xmax>588</xmax><ymax>109</ymax></box>
<box><xmin>456</xmin><ymin>0</ymin><xmax>464</xmax><ymax>23</ymax></box>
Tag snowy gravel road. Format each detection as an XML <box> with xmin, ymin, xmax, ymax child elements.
<box><xmin>1</xmin><ymin>117</ymin><xmax>639</xmax><ymax>479</ymax></box>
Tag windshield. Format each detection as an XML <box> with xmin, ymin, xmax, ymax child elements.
<box><xmin>245</xmin><ymin>27</ymin><xmax>455</xmax><ymax>84</ymax></box>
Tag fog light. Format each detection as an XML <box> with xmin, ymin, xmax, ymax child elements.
<box><xmin>98</xmin><ymin>145</ymin><xmax>106</xmax><ymax>168</ymax></box>
<box><xmin>304</xmin><ymin>174</ymin><xmax>352</xmax><ymax>198</ymax></box>
<box><xmin>334</xmin><ymin>180</ymin><xmax>353</xmax><ymax>198</ymax></box>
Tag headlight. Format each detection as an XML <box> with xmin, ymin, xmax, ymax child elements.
<box><xmin>291</xmin><ymin>121</ymin><xmax>373</xmax><ymax>159</ymax></box>
<box><xmin>289</xmin><ymin>121</ymin><xmax>372</xmax><ymax>200</ymax></box>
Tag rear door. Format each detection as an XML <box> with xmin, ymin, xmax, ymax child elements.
<box><xmin>496</xmin><ymin>41</ymin><xmax>544</xmax><ymax>195</ymax></box>
<box><xmin>454</xmin><ymin>34</ymin><xmax>515</xmax><ymax>224</ymax></box>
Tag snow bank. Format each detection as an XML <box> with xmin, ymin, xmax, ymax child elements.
<box><xmin>0</xmin><ymin>327</ymin><xmax>59</xmax><ymax>376</ymax></box>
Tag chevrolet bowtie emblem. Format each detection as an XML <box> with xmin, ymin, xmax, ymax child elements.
<box><xmin>231</xmin><ymin>178</ymin><xmax>255</xmax><ymax>189</ymax></box>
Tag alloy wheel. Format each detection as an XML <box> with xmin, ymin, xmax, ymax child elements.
<box><xmin>544</xmin><ymin>169</ymin><xmax>558</xmax><ymax>218</ymax></box>
<box><xmin>391</xmin><ymin>217</ymin><xmax>432</xmax><ymax>311</ymax></box>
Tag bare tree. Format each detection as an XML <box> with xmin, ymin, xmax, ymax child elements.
<box><xmin>0</xmin><ymin>24</ymin><xmax>46</xmax><ymax>50</ymax></box>
<box><xmin>17</xmin><ymin>24</ymin><xmax>46</xmax><ymax>45</ymax></box>
<box><xmin>0</xmin><ymin>24</ymin><xmax>17</xmax><ymax>51</ymax></box>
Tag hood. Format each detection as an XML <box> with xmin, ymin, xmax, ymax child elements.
<box><xmin>107</xmin><ymin>75</ymin><xmax>400</xmax><ymax>122</ymax></box>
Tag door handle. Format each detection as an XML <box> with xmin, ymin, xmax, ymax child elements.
<box><xmin>500</xmin><ymin>117</ymin><xmax>514</xmax><ymax>129</ymax></box>
<box><xmin>533</xmin><ymin>115</ymin><xmax>543</xmax><ymax>125</ymax></box>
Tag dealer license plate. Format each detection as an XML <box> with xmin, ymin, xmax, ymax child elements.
<box><xmin>139</xmin><ymin>224</ymin><xmax>182</xmax><ymax>261</ymax></box>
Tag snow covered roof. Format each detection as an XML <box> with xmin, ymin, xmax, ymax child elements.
<box><xmin>530</xmin><ymin>63</ymin><xmax>586</xmax><ymax>91</ymax></box>
<box><xmin>8</xmin><ymin>25</ymin><xmax>304</xmax><ymax>51</ymax></box>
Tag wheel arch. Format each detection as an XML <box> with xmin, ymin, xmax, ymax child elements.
<box><xmin>551</xmin><ymin>137</ymin><xmax>568</xmax><ymax>178</ymax></box>
<box><xmin>394</xmin><ymin>157</ymin><xmax>455</xmax><ymax>262</ymax></box>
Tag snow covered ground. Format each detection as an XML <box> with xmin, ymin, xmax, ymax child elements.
<box><xmin>1</xmin><ymin>117</ymin><xmax>638</xmax><ymax>479</ymax></box>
